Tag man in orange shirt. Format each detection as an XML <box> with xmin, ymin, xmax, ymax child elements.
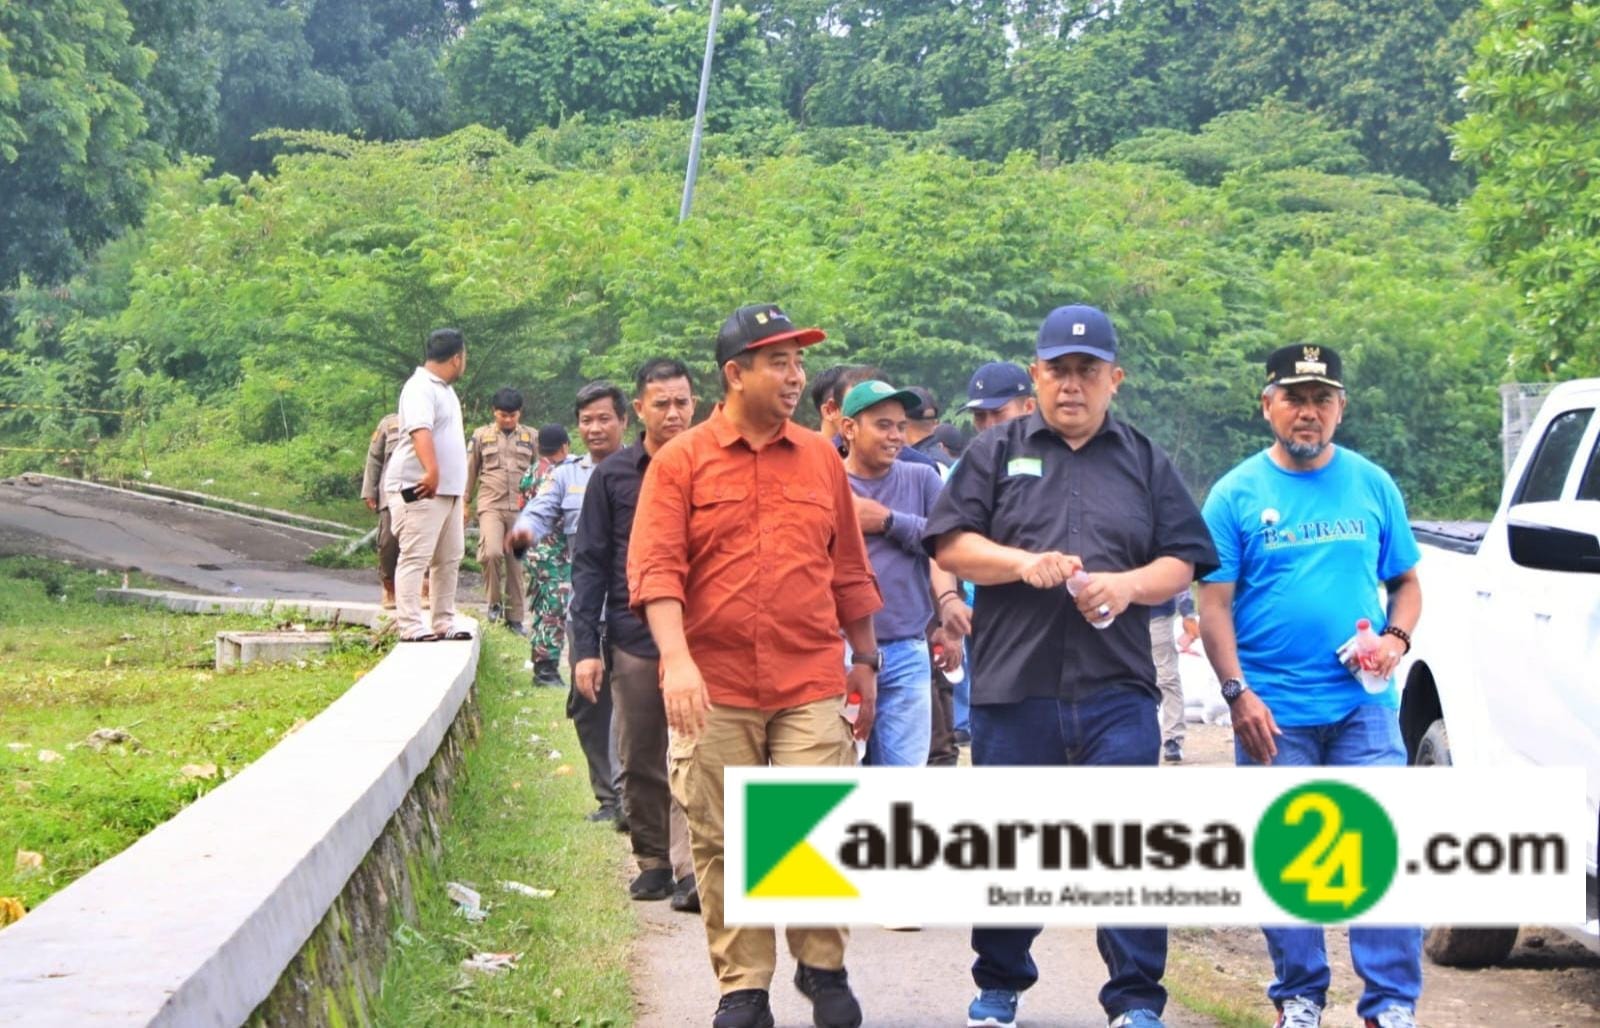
<box><xmin>629</xmin><ymin>304</ymin><xmax>882</xmax><ymax>1028</ymax></box>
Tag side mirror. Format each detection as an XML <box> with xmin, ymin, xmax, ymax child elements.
<box><xmin>1507</xmin><ymin>519</ymin><xmax>1600</xmax><ymax>574</ymax></box>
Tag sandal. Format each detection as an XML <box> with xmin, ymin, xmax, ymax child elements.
<box><xmin>401</xmin><ymin>632</ymin><xmax>442</xmax><ymax>643</ymax></box>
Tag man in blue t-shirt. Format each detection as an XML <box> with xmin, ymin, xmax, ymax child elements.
<box><xmin>1198</xmin><ymin>344</ymin><xmax>1423</xmax><ymax>1028</ymax></box>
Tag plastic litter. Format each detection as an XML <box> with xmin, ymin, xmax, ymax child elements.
<box><xmin>446</xmin><ymin>881</ymin><xmax>488</xmax><ymax>922</ymax></box>
<box><xmin>85</xmin><ymin>727</ymin><xmax>140</xmax><ymax>752</ymax></box>
<box><xmin>461</xmin><ymin>951</ymin><xmax>521</xmax><ymax>975</ymax></box>
<box><xmin>499</xmin><ymin>881</ymin><xmax>555</xmax><ymax>899</ymax></box>
<box><xmin>36</xmin><ymin>749</ymin><xmax>62</xmax><ymax>764</ymax></box>
<box><xmin>14</xmin><ymin>850</ymin><xmax>43</xmax><ymax>873</ymax></box>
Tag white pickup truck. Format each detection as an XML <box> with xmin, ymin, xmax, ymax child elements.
<box><xmin>1397</xmin><ymin>378</ymin><xmax>1600</xmax><ymax>966</ymax></box>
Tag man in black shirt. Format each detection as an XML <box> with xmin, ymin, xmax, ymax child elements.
<box><xmin>571</xmin><ymin>358</ymin><xmax>700</xmax><ymax>911</ymax></box>
<box><xmin>925</xmin><ymin>305</ymin><xmax>1217</xmax><ymax>1028</ymax></box>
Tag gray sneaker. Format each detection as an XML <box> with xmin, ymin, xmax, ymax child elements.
<box><xmin>1275</xmin><ymin>997</ymin><xmax>1322</xmax><ymax>1028</ymax></box>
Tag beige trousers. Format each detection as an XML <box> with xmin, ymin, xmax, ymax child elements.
<box><xmin>476</xmin><ymin>508</ymin><xmax>525</xmax><ymax>622</ymax></box>
<box><xmin>670</xmin><ymin>695</ymin><xmax>856</xmax><ymax>993</ymax></box>
<box><xmin>389</xmin><ymin>493</ymin><xmax>463</xmax><ymax>639</ymax></box>
<box><xmin>1151</xmin><ymin>613</ymin><xmax>1185</xmax><ymax>745</ymax></box>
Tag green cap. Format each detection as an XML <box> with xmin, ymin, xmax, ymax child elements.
<box><xmin>841</xmin><ymin>380</ymin><xmax>924</xmax><ymax>419</ymax></box>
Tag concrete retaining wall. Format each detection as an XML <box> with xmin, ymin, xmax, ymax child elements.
<box><xmin>0</xmin><ymin>599</ymin><xmax>480</xmax><ymax>1027</ymax></box>
<box><xmin>98</xmin><ymin>588</ymin><xmax>387</xmax><ymax>629</ymax></box>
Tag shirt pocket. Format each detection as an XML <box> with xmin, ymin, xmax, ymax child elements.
<box><xmin>777</xmin><ymin>480</ymin><xmax>836</xmax><ymax>552</ymax></box>
<box><xmin>689</xmin><ymin>481</ymin><xmax>749</xmax><ymax>553</ymax></box>
<box><xmin>478</xmin><ymin>442</ymin><xmax>502</xmax><ymax>470</ymax></box>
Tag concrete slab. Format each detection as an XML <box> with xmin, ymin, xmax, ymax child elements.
<box><xmin>99</xmin><ymin>588</ymin><xmax>388</xmax><ymax>629</ymax></box>
<box><xmin>0</xmin><ymin>622</ymin><xmax>481</xmax><ymax>1027</ymax></box>
<box><xmin>214</xmin><ymin>630</ymin><xmax>338</xmax><ymax>669</ymax></box>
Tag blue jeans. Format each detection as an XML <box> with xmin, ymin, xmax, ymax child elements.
<box><xmin>952</xmin><ymin>638</ymin><xmax>972</xmax><ymax>734</ymax></box>
<box><xmin>863</xmin><ymin>637</ymin><xmax>931</xmax><ymax>767</ymax></box>
<box><xmin>970</xmin><ymin>686</ymin><xmax>1166</xmax><ymax>1018</ymax></box>
<box><xmin>1235</xmin><ymin>703</ymin><xmax>1423</xmax><ymax>1018</ymax></box>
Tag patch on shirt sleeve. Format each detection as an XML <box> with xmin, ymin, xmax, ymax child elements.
<box><xmin>1006</xmin><ymin>456</ymin><xmax>1043</xmax><ymax>478</ymax></box>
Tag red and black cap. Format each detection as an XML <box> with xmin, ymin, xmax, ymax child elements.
<box><xmin>714</xmin><ymin>304</ymin><xmax>827</xmax><ymax>366</ymax></box>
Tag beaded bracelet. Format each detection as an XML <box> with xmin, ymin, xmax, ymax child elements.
<box><xmin>1381</xmin><ymin>624</ymin><xmax>1412</xmax><ymax>653</ymax></box>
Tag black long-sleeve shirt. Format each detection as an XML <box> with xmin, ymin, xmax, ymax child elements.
<box><xmin>571</xmin><ymin>439</ymin><xmax>657</xmax><ymax>662</ymax></box>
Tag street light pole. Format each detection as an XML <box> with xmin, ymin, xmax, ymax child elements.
<box><xmin>679</xmin><ymin>0</ymin><xmax>723</xmax><ymax>223</ymax></box>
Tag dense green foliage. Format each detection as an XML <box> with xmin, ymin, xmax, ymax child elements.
<box><xmin>1457</xmin><ymin>0</ymin><xmax>1600</xmax><ymax>378</ymax></box>
<box><xmin>10</xmin><ymin>0</ymin><xmax>1598</xmax><ymax>523</ymax></box>
<box><xmin>4</xmin><ymin>110</ymin><xmax>1516</xmax><ymax>517</ymax></box>
<box><xmin>0</xmin><ymin>0</ymin><xmax>164</xmax><ymax>300</ymax></box>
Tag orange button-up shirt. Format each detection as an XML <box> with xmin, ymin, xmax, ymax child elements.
<box><xmin>627</xmin><ymin>405</ymin><xmax>882</xmax><ymax>710</ymax></box>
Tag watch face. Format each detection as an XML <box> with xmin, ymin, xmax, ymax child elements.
<box><xmin>1221</xmin><ymin>678</ymin><xmax>1245</xmax><ymax>701</ymax></box>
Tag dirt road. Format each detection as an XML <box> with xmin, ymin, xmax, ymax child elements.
<box><xmin>0</xmin><ymin>475</ymin><xmax>380</xmax><ymax>601</ymax></box>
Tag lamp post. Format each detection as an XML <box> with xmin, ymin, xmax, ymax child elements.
<box><xmin>679</xmin><ymin>0</ymin><xmax>723</xmax><ymax>222</ymax></box>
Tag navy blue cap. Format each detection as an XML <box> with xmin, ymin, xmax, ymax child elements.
<box><xmin>1036</xmin><ymin>305</ymin><xmax>1117</xmax><ymax>363</ymax></box>
<box><xmin>962</xmin><ymin>361</ymin><xmax>1032</xmax><ymax>412</ymax></box>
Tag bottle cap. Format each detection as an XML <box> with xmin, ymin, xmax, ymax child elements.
<box><xmin>1357</xmin><ymin>618</ymin><xmax>1372</xmax><ymax>630</ymax></box>
<box><xmin>847</xmin><ymin>692</ymin><xmax>862</xmax><ymax>704</ymax></box>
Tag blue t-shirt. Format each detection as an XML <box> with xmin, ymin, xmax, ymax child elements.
<box><xmin>1201</xmin><ymin>447</ymin><xmax>1420</xmax><ymax>727</ymax></box>
<box><xmin>849</xmin><ymin>461</ymin><xmax>945</xmax><ymax>641</ymax></box>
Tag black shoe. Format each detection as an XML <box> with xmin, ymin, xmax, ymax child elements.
<box><xmin>794</xmin><ymin>963</ymin><xmax>863</xmax><ymax>1028</ymax></box>
<box><xmin>614</xmin><ymin>811</ymin><xmax>630</xmax><ymax>833</ymax></box>
<box><xmin>533</xmin><ymin>659</ymin><xmax>563</xmax><ymax>687</ymax></box>
<box><xmin>953</xmin><ymin>728</ymin><xmax>972</xmax><ymax>746</ymax></box>
<box><xmin>586</xmin><ymin>804</ymin><xmax>620</xmax><ymax>824</ymax></box>
<box><xmin>713</xmin><ymin>989</ymin><xmax>774</xmax><ymax>1028</ymax></box>
<box><xmin>629</xmin><ymin>867</ymin><xmax>675</xmax><ymax>901</ymax></box>
<box><xmin>1163</xmin><ymin>739</ymin><xmax>1183</xmax><ymax>763</ymax></box>
<box><xmin>505</xmin><ymin>620</ymin><xmax>527</xmax><ymax>637</ymax></box>
<box><xmin>487</xmin><ymin>603</ymin><xmax>503</xmax><ymax>623</ymax></box>
<box><xmin>672</xmin><ymin>874</ymin><xmax>701</xmax><ymax>913</ymax></box>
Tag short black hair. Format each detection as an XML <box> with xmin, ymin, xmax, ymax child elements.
<box><xmin>830</xmin><ymin>365</ymin><xmax>883</xmax><ymax>409</ymax></box>
<box><xmin>720</xmin><ymin>351</ymin><xmax>756</xmax><ymax>395</ymax></box>
<box><xmin>425</xmin><ymin>328</ymin><xmax>465</xmax><ymax>362</ymax></box>
<box><xmin>491</xmin><ymin>387</ymin><xmax>523</xmax><ymax>412</ymax></box>
<box><xmin>634</xmin><ymin>357</ymin><xmax>695</xmax><ymax>397</ymax></box>
<box><xmin>811</xmin><ymin>364</ymin><xmax>859</xmax><ymax>413</ymax></box>
<box><xmin>574</xmin><ymin>380</ymin><xmax>627</xmax><ymax>419</ymax></box>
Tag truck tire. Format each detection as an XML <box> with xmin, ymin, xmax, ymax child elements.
<box><xmin>1413</xmin><ymin>718</ymin><xmax>1522</xmax><ymax>966</ymax></box>
<box><xmin>1413</xmin><ymin>718</ymin><xmax>1451</xmax><ymax>767</ymax></box>
<box><xmin>1424</xmin><ymin>925</ymin><xmax>1520</xmax><ymax>967</ymax></box>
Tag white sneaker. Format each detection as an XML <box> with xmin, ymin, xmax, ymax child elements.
<box><xmin>1275</xmin><ymin>996</ymin><xmax>1322</xmax><ymax>1028</ymax></box>
<box><xmin>1365</xmin><ymin>1007</ymin><xmax>1417</xmax><ymax>1028</ymax></box>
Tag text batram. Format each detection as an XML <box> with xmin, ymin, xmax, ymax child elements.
<box><xmin>838</xmin><ymin>804</ymin><xmax>1246</xmax><ymax>871</ymax></box>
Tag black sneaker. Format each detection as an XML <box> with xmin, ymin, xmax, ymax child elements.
<box><xmin>629</xmin><ymin>867</ymin><xmax>675</xmax><ymax>901</ymax></box>
<box><xmin>672</xmin><ymin>874</ymin><xmax>701</xmax><ymax>913</ymax></box>
<box><xmin>712</xmin><ymin>989</ymin><xmax>774</xmax><ymax>1028</ymax></box>
<box><xmin>794</xmin><ymin>963</ymin><xmax>863</xmax><ymax>1028</ymax></box>
<box><xmin>1163</xmin><ymin>739</ymin><xmax>1183</xmax><ymax>763</ymax></box>
<box><xmin>586</xmin><ymin>804</ymin><xmax>620</xmax><ymax>824</ymax></box>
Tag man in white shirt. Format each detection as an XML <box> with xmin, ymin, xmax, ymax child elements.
<box><xmin>384</xmin><ymin>328</ymin><xmax>471</xmax><ymax>641</ymax></box>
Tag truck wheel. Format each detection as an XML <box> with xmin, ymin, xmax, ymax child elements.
<box><xmin>1413</xmin><ymin>718</ymin><xmax>1451</xmax><ymax>767</ymax></box>
<box><xmin>1413</xmin><ymin>718</ymin><xmax>1521</xmax><ymax>966</ymax></box>
<box><xmin>1424</xmin><ymin>925</ymin><xmax>1520</xmax><ymax>967</ymax></box>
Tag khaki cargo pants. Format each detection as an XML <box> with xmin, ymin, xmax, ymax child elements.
<box><xmin>670</xmin><ymin>694</ymin><xmax>856</xmax><ymax>993</ymax></box>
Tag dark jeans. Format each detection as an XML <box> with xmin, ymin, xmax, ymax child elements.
<box><xmin>970</xmin><ymin>686</ymin><xmax>1166</xmax><ymax>1018</ymax></box>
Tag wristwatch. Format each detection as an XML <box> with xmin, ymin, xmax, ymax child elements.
<box><xmin>1220</xmin><ymin>677</ymin><xmax>1250</xmax><ymax>704</ymax></box>
<box><xmin>850</xmin><ymin>650</ymin><xmax>884</xmax><ymax>672</ymax></box>
<box><xmin>882</xmin><ymin>510</ymin><xmax>896</xmax><ymax>535</ymax></box>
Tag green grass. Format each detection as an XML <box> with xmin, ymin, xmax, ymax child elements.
<box><xmin>374</xmin><ymin>630</ymin><xmax>635</xmax><ymax>1027</ymax></box>
<box><xmin>0</xmin><ymin>557</ymin><xmax>386</xmax><ymax>910</ymax></box>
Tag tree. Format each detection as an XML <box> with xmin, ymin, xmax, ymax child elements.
<box><xmin>0</xmin><ymin>0</ymin><xmax>164</xmax><ymax>303</ymax></box>
<box><xmin>124</xmin><ymin>0</ymin><xmax>220</xmax><ymax>158</ymax></box>
<box><xmin>1208</xmin><ymin>0</ymin><xmax>1479</xmax><ymax>199</ymax></box>
<box><xmin>444</xmin><ymin>0</ymin><xmax>779</xmax><ymax>139</ymax></box>
<box><xmin>1455</xmin><ymin>0</ymin><xmax>1600</xmax><ymax>377</ymax></box>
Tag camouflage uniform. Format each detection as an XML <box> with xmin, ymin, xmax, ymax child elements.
<box><xmin>519</xmin><ymin>459</ymin><xmax>570</xmax><ymax>665</ymax></box>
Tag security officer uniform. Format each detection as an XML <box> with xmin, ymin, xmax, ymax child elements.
<box><xmin>466</xmin><ymin>421</ymin><xmax>537</xmax><ymax>627</ymax></box>
<box><xmin>360</xmin><ymin>412</ymin><xmax>404</xmax><ymax>605</ymax></box>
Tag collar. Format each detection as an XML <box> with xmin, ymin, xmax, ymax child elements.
<box><xmin>707</xmin><ymin>403</ymin><xmax>804</xmax><ymax>450</ymax></box>
<box><xmin>1024</xmin><ymin>408</ymin><xmax>1123</xmax><ymax>448</ymax></box>
<box><xmin>624</xmin><ymin>435</ymin><xmax>651</xmax><ymax>469</ymax></box>
<box><xmin>419</xmin><ymin>365</ymin><xmax>450</xmax><ymax>387</ymax></box>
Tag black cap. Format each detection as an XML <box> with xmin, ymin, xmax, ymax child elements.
<box><xmin>905</xmin><ymin>386</ymin><xmax>939</xmax><ymax>420</ymax></box>
<box><xmin>536</xmin><ymin>424</ymin><xmax>569</xmax><ymax>455</ymax></box>
<box><xmin>714</xmin><ymin>303</ymin><xmax>827</xmax><ymax>365</ymax></box>
<box><xmin>1265</xmin><ymin>344</ymin><xmax>1344</xmax><ymax>390</ymax></box>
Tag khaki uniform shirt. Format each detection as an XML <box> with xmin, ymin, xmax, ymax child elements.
<box><xmin>361</xmin><ymin>413</ymin><xmax>402</xmax><ymax>511</ymax></box>
<box><xmin>466</xmin><ymin>424</ymin><xmax>537</xmax><ymax>512</ymax></box>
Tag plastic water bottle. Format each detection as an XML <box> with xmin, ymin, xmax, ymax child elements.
<box><xmin>1066</xmin><ymin>571</ymin><xmax>1114</xmax><ymax>629</ymax></box>
<box><xmin>931</xmin><ymin>642</ymin><xmax>966</xmax><ymax>684</ymax></box>
<box><xmin>1352</xmin><ymin>618</ymin><xmax>1388</xmax><ymax>694</ymax></box>
<box><xmin>840</xmin><ymin>691</ymin><xmax>867</xmax><ymax>760</ymax></box>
